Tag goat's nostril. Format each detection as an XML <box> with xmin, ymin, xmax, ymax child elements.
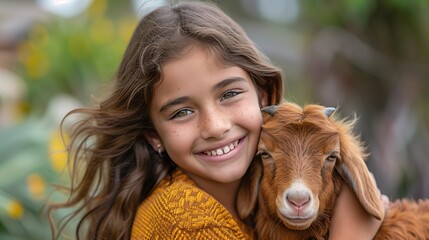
<box><xmin>286</xmin><ymin>192</ymin><xmax>311</xmax><ymax>208</ymax></box>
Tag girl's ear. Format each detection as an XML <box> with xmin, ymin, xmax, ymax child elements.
<box><xmin>258</xmin><ymin>89</ymin><xmax>269</xmax><ymax>108</ymax></box>
<box><xmin>144</xmin><ymin>131</ymin><xmax>164</xmax><ymax>152</ymax></box>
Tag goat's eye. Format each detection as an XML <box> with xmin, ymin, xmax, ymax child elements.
<box><xmin>257</xmin><ymin>150</ymin><xmax>272</xmax><ymax>160</ymax></box>
<box><xmin>327</xmin><ymin>152</ymin><xmax>338</xmax><ymax>162</ymax></box>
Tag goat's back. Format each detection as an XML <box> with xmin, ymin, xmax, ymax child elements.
<box><xmin>375</xmin><ymin>199</ymin><xmax>429</xmax><ymax>240</ymax></box>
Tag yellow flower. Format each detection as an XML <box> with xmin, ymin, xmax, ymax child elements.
<box><xmin>90</xmin><ymin>17</ymin><xmax>114</xmax><ymax>44</ymax></box>
<box><xmin>7</xmin><ymin>200</ymin><xmax>24</xmax><ymax>219</ymax></box>
<box><xmin>17</xmin><ymin>100</ymin><xmax>31</xmax><ymax>119</ymax></box>
<box><xmin>118</xmin><ymin>18</ymin><xmax>137</xmax><ymax>43</ymax></box>
<box><xmin>87</xmin><ymin>0</ymin><xmax>107</xmax><ymax>17</ymax></box>
<box><xmin>16</xmin><ymin>24</ymin><xmax>51</xmax><ymax>79</ymax></box>
<box><xmin>29</xmin><ymin>24</ymin><xmax>50</xmax><ymax>47</ymax></box>
<box><xmin>27</xmin><ymin>174</ymin><xmax>46</xmax><ymax>201</ymax></box>
<box><xmin>17</xmin><ymin>41</ymin><xmax>49</xmax><ymax>79</ymax></box>
<box><xmin>49</xmin><ymin>130</ymin><xmax>69</xmax><ymax>173</ymax></box>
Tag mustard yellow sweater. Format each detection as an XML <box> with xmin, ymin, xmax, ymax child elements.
<box><xmin>131</xmin><ymin>169</ymin><xmax>253</xmax><ymax>239</ymax></box>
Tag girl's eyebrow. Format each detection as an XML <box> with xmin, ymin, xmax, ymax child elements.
<box><xmin>213</xmin><ymin>77</ymin><xmax>246</xmax><ymax>91</ymax></box>
<box><xmin>159</xmin><ymin>96</ymin><xmax>190</xmax><ymax>113</ymax></box>
<box><xmin>159</xmin><ymin>77</ymin><xmax>246</xmax><ymax>113</ymax></box>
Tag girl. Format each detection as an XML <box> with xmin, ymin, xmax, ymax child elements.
<box><xmin>49</xmin><ymin>1</ymin><xmax>386</xmax><ymax>239</ymax></box>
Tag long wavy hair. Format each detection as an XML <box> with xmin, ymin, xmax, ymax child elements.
<box><xmin>48</xmin><ymin>1</ymin><xmax>284</xmax><ymax>239</ymax></box>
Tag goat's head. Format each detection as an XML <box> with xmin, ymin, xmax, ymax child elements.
<box><xmin>237</xmin><ymin>102</ymin><xmax>384</xmax><ymax>231</ymax></box>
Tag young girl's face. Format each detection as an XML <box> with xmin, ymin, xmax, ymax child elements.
<box><xmin>147</xmin><ymin>46</ymin><xmax>267</xmax><ymax>188</ymax></box>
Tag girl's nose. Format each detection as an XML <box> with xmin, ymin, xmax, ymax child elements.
<box><xmin>200</xmin><ymin>108</ymin><xmax>231</xmax><ymax>139</ymax></box>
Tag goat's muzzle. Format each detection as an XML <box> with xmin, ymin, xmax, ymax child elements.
<box><xmin>275</xmin><ymin>179</ymin><xmax>319</xmax><ymax>230</ymax></box>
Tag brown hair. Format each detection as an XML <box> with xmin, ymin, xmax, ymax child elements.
<box><xmin>48</xmin><ymin>1</ymin><xmax>283</xmax><ymax>239</ymax></box>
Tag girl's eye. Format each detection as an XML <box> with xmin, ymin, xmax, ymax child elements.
<box><xmin>171</xmin><ymin>109</ymin><xmax>193</xmax><ymax>119</ymax></box>
<box><xmin>220</xmin><ymin>90</ymin><xmax>241</xmax><ymax>101</ymax></box>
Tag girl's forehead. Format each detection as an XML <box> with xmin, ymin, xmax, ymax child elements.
<box><xmin>165</xmin><ymin>45</ymin><xmax>229</xmax><ymax>70</ymax></box>
<box><xmin>157</xmin><ymin>46</ymin><xmax>238</xmax><ymax>88</ymax></box>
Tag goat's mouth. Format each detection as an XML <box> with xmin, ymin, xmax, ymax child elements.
<box><xmin>277</xmin><ymin>204</ymin><xmax>317</xmax><ymax>230</ymax></box>
<box><xmin>281</xmin><ymin>216</ymin><xmax>314</xmax><ymax>230</ymax></box>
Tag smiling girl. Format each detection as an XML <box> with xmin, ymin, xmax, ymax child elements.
<box><xmin>49</xmin><ymin>1</ymin><xmax>386</xmax><ymax>239</ymax></box>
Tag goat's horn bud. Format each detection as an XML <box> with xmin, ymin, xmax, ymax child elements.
<box><xmin>262</xmin><ymin>105</ymin><xmax>278</xmax><ymax>116</ymax></box>
<box><xmin>324</xmin><ymin>107</ymin><xmax>336</xmax><ymax>118</ymax></box>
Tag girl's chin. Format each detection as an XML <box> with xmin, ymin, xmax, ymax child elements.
<box><xmin>209</xmin><ymin>165</ymin><xmax>249</xmax><ymax>183</ymax></box>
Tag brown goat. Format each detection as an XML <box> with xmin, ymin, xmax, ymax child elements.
<box><xmin>237</xmin><ymin>102</ymin><xmax>429</xmax><ymax>240</ymax></box>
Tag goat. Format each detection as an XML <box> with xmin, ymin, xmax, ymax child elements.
<box><xmin>237</xmin><ymin>102</ymin><xmax>429</xmax><ymax>240</ymax></box>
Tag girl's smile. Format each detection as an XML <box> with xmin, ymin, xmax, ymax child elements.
<box><xmin>202</xmin><ymin>138</ymin><xmax>240</xmax><ymax>156</ymax></box>
<box><xmin>197</xmin><ymin>137</ymin><xmax>245</xmax><ymax>162</ymax></box>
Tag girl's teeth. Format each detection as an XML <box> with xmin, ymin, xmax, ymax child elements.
<box><xmin>205</xmin><ymin>140</ymin><xmax>239</xmax><ymax>156</ymax></box>
<box><xmin>223</xmin><ymin>146</ymin><xmax>230</xmax><ymax>154</ymax></box>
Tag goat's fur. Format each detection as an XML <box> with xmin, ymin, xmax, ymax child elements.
<box><xmin>237</xmin><ymin>102</ymin><xmax>429</xmax><ymax>240</ymax></box>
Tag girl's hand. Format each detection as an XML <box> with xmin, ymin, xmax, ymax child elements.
<box><xmin>329</xmin><ymin>179</ymin><xmax>389</xmax><ymax>240</ymax></box>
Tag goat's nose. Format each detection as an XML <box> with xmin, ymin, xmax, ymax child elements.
<box><xmin>286</xmin><ymin>192</ymin><xmax>310</xmax><ymax>208</ymax></box>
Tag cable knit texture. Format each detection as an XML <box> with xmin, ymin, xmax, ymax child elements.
<box><xmin>131</xmin><ymin>169</ymin><xmax>254</xmax><ymax>239</ymax></box>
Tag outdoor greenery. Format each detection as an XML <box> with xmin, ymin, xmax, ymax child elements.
<box><xmin>0</xmin><ymin>0</ymin><xmax>135</xmax><ymax>238</ymax></box>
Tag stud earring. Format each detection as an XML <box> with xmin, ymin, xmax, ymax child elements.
<box><xmin>156</xmin><ymin>144</ymin><xmax>163</xmax><ymax>156</ymax></box>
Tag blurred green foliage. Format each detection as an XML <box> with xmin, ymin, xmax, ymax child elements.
<box><xmin>0</xmin><ymin>118</ymin><xmax>61</xmax><ymax>239</ymax></box>
<box><xmin>16</xmin><ymin>0</ymin><xmax>135</xmax><ymax>115</ymax></box>
<box><xmin>0</xmin><ymin>0</ymin><xmax>136</xmax><ymax>238</ymax></box>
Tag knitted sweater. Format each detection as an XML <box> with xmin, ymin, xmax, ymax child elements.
<box><xmin>131</xmin><ymin>169</ymin><xmax>254</xmax><ymax>239</ymax></box>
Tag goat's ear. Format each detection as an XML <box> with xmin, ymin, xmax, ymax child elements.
<box><xmin>236</xmin><ymin>157</ymin><xmax>263</xmax><ymax>220</ymax></box>
<box><xmin>335</xmin><ymin>124</ymin><xmax>385</xmax><ymax>221</ymax></box>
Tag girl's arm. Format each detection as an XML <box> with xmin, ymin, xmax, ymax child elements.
<box><xmin>329</xmin><ymin>183</ymin><xmax>388</xmax><ymax>239</ymax></box>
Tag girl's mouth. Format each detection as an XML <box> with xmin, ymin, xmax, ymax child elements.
<box><xmin>203</xmin><ymin>139</ymin><xmax>240</xmax><ymax>156</ymax></box>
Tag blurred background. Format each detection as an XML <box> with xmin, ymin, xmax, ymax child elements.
<box><xmin>0</xmin><ymin>0</ymin><xmax>428</xmax><ymax>238</ymax></box>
